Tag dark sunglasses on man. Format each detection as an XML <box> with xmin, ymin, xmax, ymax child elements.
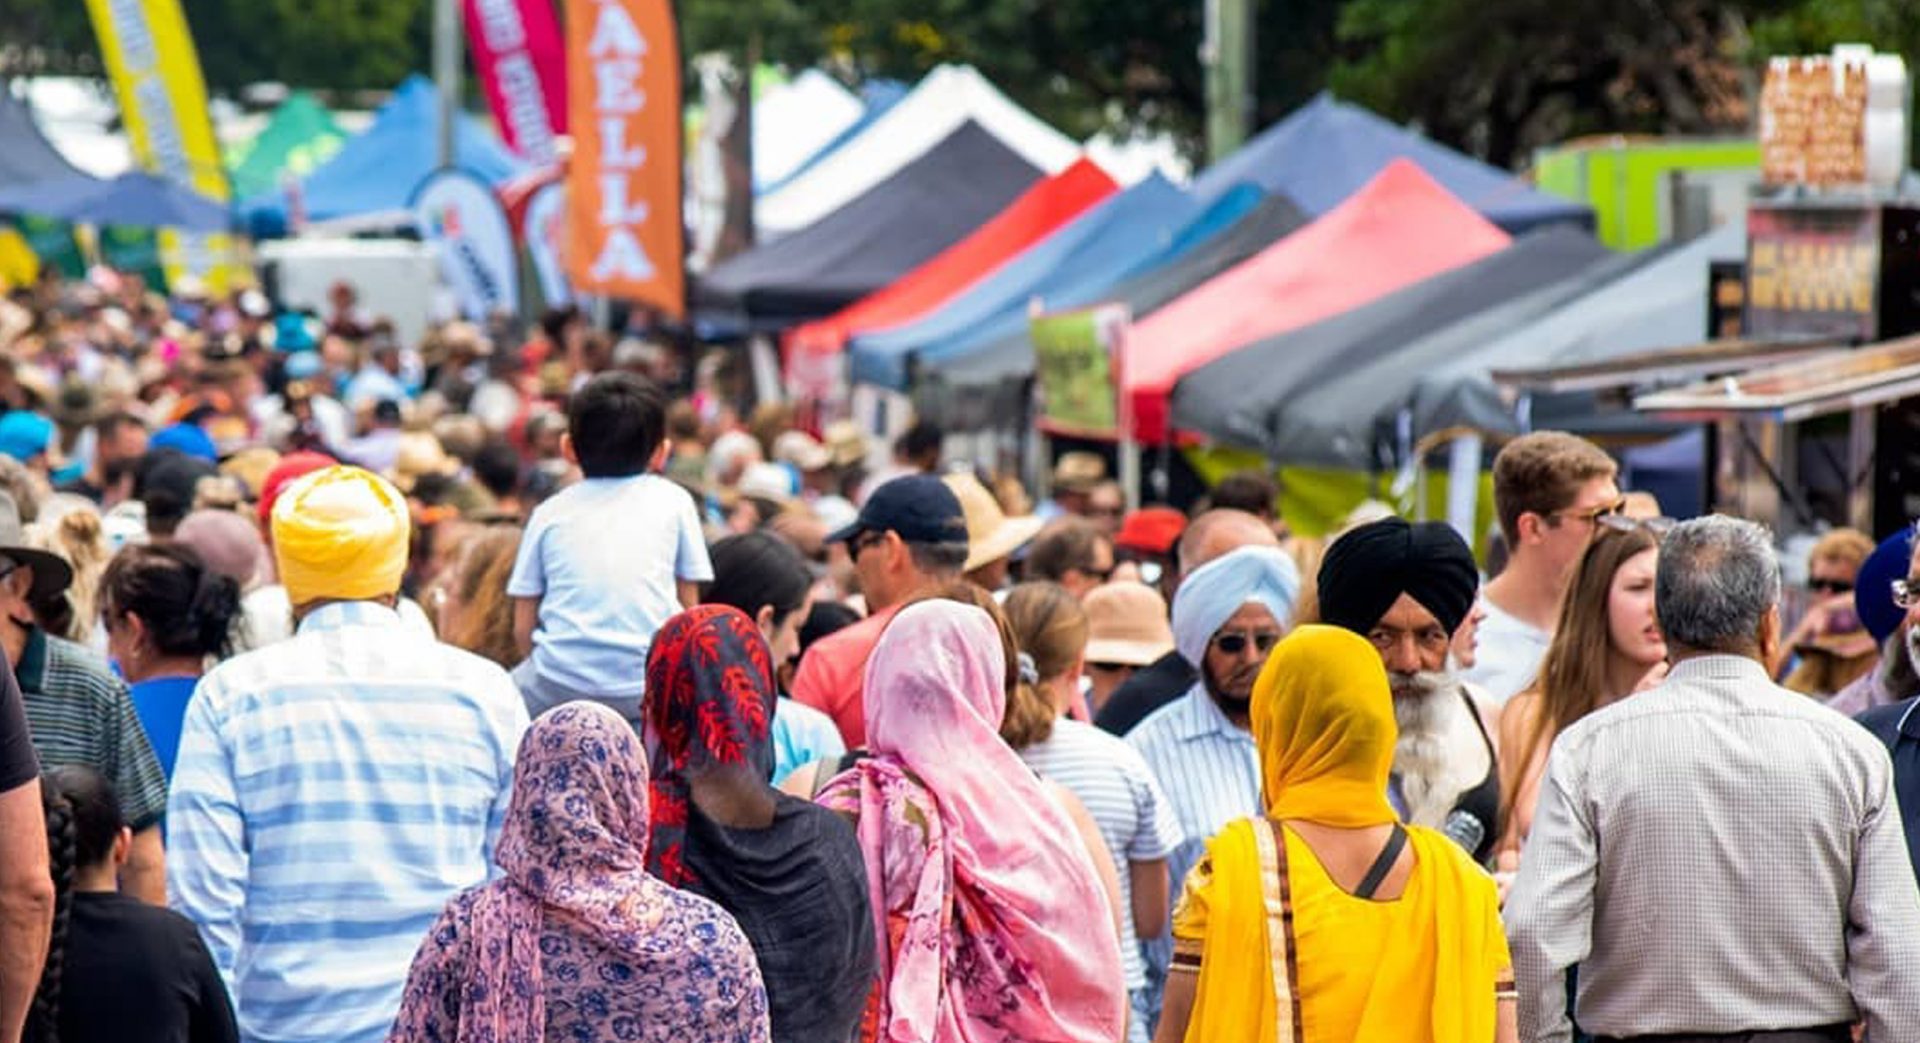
<box><xmin>1211</xmin><ymin>629</ymin><xmax>1282</xmax><ymax>656</ymax></box>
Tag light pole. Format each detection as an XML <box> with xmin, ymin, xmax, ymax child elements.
<box><xmin>1204</xmin><ymin>0</ymin><xmax>1255</xmax><ymax>163</ymax></box>
<box><xmin>433</xmin><ymin>0</ymin><xmax>461</xmax><ymax>169</ymax></box>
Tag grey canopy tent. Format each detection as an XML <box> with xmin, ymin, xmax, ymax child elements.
<box><xmin>1170</xmin><ymin>226</ymin><xmax>1613</xmax><ymax>465</ymax></box>
<box><xmin>1404</xmin><ymin>219</ymin><xmax>1748</xmax><ymax>440</ymax></box>
<box><xmin>1193</xmin><ymin>219</ymin><xmax>1744</xmax><ymax>470</ymax></box>
<box><xmin>917</xmin><ymin>190</ymin><xmax>1308</xmax><ymax>430</ymax></box>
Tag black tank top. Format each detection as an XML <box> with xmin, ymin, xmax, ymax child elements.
<box><xmin>1451</xmin><ymin>695</ymin><xmax>1502</xmax><ymax>864</ymax></box>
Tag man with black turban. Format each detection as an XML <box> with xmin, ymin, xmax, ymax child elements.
<box><xmin>1318</xmin><ymin>516</ymin><xmax>1501</xmax><ymax>862</ymax></box>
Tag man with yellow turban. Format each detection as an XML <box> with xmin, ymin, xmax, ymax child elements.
<box><xmin>166</xmin><ymin>466</ymin><xmax>530</xmax><ymax>1043</ymax></box>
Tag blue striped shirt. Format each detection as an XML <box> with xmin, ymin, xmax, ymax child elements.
<box><xmin>1125</xmin><ymin>684</ymin><xmax>1262</xmax><ymax>1008</ymax></box>
<box><xmin>167</xmin><ymin>601</ymin><xmax>529</xmax><ymax>1043</ymax></box>
<box><xmin>1022</xmin><ymin>718</ymin><xmax>1183</xmax><ymax>990</ymax></box>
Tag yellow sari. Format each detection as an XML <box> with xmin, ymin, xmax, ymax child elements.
<box><xmin>1171</xmin><ymin>625</ymin><xmax>1511</xmax><ymax>1043</ymax></box>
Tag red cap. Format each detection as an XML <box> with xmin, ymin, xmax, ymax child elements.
<box><xmin>258</xmin><ymin>451</ymin><xmax>338</xmax><ymax>524</ymax></box>
<box><xmin>1115</xmin><ymin>507</ymin><xmax>1187</xmax><ymax>556</ymax></box>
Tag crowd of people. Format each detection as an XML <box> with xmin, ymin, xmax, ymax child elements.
<box><xmin>3</xmin><ymin>272</ymin><xmax>1920</xmax><ymax>1043</ymax></box>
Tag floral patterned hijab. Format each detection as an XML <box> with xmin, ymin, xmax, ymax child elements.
<box><xmin>449</xmin><ymin>701</ymin><xmax>769</xmax><ymax>1042</ymax></box>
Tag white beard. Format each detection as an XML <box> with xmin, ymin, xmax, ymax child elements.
<box><xmin>1392</xmin><ymin>671</ymin><xmax>1491</xmax><ymax>829</ymax></box>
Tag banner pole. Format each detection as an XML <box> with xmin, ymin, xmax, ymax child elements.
<box><xmin>434</xmin><ymin>0</ymin><xmax>460</xmax><ymax>170</ymax></box>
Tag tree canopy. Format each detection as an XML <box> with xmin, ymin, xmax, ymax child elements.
<box><xmin>0</xmin><ymin>0</ymin><xmax>1912</xmax><ymax>170</ymax></box>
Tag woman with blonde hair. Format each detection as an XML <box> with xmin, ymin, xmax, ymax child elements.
<box><xmin>1001</xmin><ymin>582</ymin><xmax>1182</xmax><ymax>1043</ymax></box>
<box><xmin>28</xmin><ymin>496</ymin><xmax>114</xmax><ymax>648</ymax></box>
<box><xmin>1156</xmin><ymin>625</ymin><xmax>1514</xmax><ymax>1042</ymax></box>
<box><xmin>1495</xmin><ymin>521</ymin><xmax>1667</xmax><ymax>865</ymax></box>
<box><xmin>1774</xmin><ymin>526</ymin><xmax>1876</xmax><ymax>697</ymax></box>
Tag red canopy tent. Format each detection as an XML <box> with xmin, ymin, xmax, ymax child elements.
<box><xmin>1122</xmin><ymin>159</ymin><xmax>1511</xmax><ymax>442</ymax></box>
<box><xmin>784</xmin><ymin>157</ymin><xmax>1117</xmax><ymax>399</ymax></box>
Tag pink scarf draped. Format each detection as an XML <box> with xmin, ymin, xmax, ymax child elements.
<box><xmin>835</xmin><ymin>600</ymin><xmax>1126</xmax><ymax>1042</ymax></box>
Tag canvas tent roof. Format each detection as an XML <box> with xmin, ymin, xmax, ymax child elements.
<box><xmin>912</xmin><ymin>188</ymin><xmax>1308</xmax><ymax>430</ymax></box>
<box><xmin>754</xmin><ymin>65</ymin><xmax>1082</xmax><ymax>239</ymax></box>
<box><xmin>785</xmin><ymin>158</ymin><xmax>1117</xmax><ymax>360</ymax></box>
<box><xmin>697</xmin><ymin>121</ymin><xmax>1042</xmax><ymax>328</ymax></box>
<box><xmin>753</xmin><ymin>70</ymin><xmax>865</xmax><ymax>191</ymax></box>
<box><xmin>848</xmin><ymin>174</ymin><xmax>1221</xmax><ymax>389</ymax></box>
<box><xmin>1403</xmin><ymin>218</ymin><xmax>1747</xmax><ymax>438</ymax></box>
<box><xmin>226</xmin><ymin>91</ymin><xmax>347</xmax><ymax>201</ymax></box>
<box><xmin>757</xmin><ymin>79</ymin><xmax>907</xmax><ymax>198</ymax></box>
<box><xmin>0</xmin><ymin>90</ymin><xmax>95</xmax><ymax>190</ymax></box>
<box><xmin>1122</xmin><ymin>159</ymin><xmax>1512</xmax><ymax>442</ymax></box>
<box><xmin>1171</xmin><ymin>226</ymin><xmax>1613</xmax><ymax>462</ymax></box>
<box><xmin>1192</xmin><ymin>92</ymin><xmax>1592</xmax><ymax>234</ymax></box>
<box><xmin>240</xmin><ymin>76</ymin><xmax>523</xmax><ymax>231</ymax></box>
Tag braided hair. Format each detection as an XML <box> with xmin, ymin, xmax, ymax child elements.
<box><xmin>26</xmin><ymin>782</ymin><xmax>75</xmax><ymax>1043</ymax></box>
<box><xmin>27</xmin><ymin>767</ymin><xmax>120</xmax><ymax>1043</ymax></box>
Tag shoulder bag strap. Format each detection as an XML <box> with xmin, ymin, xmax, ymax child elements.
<box><xmin>1352</xmin><ymin>823</ymin><xmax>1409</xmax><ymax>900</ymax></box>
<box><xmin>1260</xmin><ymin>819</ymin><xmax>1305</xmax><ymax>1042</ymax></box>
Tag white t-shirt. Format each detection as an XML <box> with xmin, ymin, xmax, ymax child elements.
<box><xmin>507</xmin><ymin>474</ymin><xmax>713</xmax><ymax>698</ymax></box>
<box><xmin>1461</xmin><ymin>599</ymin><xmax>1552</xmax><ymax>707</ymax></box>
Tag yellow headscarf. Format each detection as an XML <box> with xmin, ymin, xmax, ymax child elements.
<box><xmin>271</xmin><ymin>465</ymin><xmax>411</xmax><ymax>607</ymax></box>
<box><xmin>1251</xmin><ymin>624</ymin><xmax>1398</xmax><ymax>827</ymax></box>
<box><xmin>1176</xmin><ymin>624</ymin><xmax>1508</xmax><ymax>1043</ymax></box>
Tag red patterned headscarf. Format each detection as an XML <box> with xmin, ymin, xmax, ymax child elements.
<box><xmin>643</xmin><ymin>605</ymin><xmax>778</xmax><ymax>886</ymax></box>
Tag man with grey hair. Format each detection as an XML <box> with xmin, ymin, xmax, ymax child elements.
<box><xmin>1506</xmin><ymin>516</ymin><xmax>1920</xmax><ymax>1043</ymax></box>
<box><xmin>1095</xmin><ymin>508</ymin><xmax>1279</xmax><ymax>735</ymax></box>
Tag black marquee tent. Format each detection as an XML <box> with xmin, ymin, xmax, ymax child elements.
<box><xmin>696</xmin><ymin>120</ymin><xmax>1042</xmax><ymax>330</ymax></box>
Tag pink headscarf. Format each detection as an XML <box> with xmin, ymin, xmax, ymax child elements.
<box><xmin>847</xmin><ymin>600</ymin><xmax>1125</xmax><ymax>1041</ymax></box>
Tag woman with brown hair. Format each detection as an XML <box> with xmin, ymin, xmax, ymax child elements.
<box><xmin>431</xmin><ymin>524</ymin><xmax>522</xmax><ymax>669</ymax></box>
<box><xmin>1494</xmin><ymin>521</ymin><xmax>1668</xmax><ymax>866</ymax></box>
<box><xmin>1001</xmin><ymin>583</ymin><xmax>1182</xmax><ymax>1043</ymax></box>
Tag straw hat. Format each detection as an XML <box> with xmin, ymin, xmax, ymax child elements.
<box><xmin>390</xmin><ymin>432</ymin><xmax>461</xmax><ymax>493</ymax></box>
<box><xmin>943</xmin><ymin>472</ymin><xmax>1043</xmax><ymax>573</ymax></box>
<box><xmin>1052</xmin><ymin>451</ymin><xmax>1106</xmax><ymax>493</ymax></box>
<box><xmin>0</xmin><ymin>490</ymin><xmax>73</xmax><ymax>599</ymax></box>
<box><xmin>1083</xmin><ymin>582</ymin><xmax>1174</xmax><ymax>667</ymax></box>
<box><xmin>772</xmin><ymin>430</ymin><xmax>832</xmax><ymax>472</ymax></box>
<box><xmin>823</xmin><ymin>421</ymin><xmax>868</xmax><ymax>469</ymax></box>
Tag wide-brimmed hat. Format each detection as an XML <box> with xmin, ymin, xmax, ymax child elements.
<box><xmin>822</xmin><ymin>421</ymin><xmax>868</xmax><ymax>469</ymax></box>
<box><xmin>390</xmin><ymin>432</ymin><xmax>461</xmax><ymax>493</ymax></box>
<box><xmin>1052</xmin><ymin>451</ymin><xmax>1107</xmax><ymax>493</ymax></box>
<box><xmin>0</xmin><ymin>491</ymin><xmax>73</xmax><ymax>599</ymax></box>
<box><xmin>944</xmin><ymin>472</ymin><xmax>1043</xmax><ymax>573</ymax></box>
<box><xmin>1083</xmin><ymin>582</ymin><xmax>1174</xmax><ymax>666</ymax></box>
<box><xmin>773</xmin><ymin>430</ymin><xmax>833</xmax><ymax>472</ymax></box>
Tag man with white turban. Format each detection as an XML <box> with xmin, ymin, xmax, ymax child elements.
<box><xmin>167</xmin><ymin>466</ymin><xmax>530</xmax><ymax>1043</ymax></box>
<box><xmin>1126</xmin><ymin>543</ymin><xmax>1300</xmax><ymax>1018</ymax></box>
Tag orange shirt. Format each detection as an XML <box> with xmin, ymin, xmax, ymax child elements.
<box><xmin>789</xmin><ymin>606</ymin><xmax>897</xmax><ymax>748</ymax></box>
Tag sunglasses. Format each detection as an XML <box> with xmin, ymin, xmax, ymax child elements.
<box><xmin>1075</xmin><ymin>564</ymin><xmax>1115</xmax><ymax>583</ymax></box>
<box><xmin>1552</xmin><ymin>497</ymin><xmax>1628</xmax><ymax>526</ymax></box>
<box><xmin>1212</xmin><ymin>630</ymin><xmax>1282</xmax><ymax>656</ymax></box>
<box><xmin>1597</xmin><ymin>514</ymin><xmax>1676</xmax><ymax>537</ymax></box>
<box><xmin>848</xmin><ymin>530</ymin><xmax>888</xmax><ymax>556</ymax></box>
<box><xmin>1807</xmin><ymin>578</ymin><xmax>1854</xmax><ymax>596</ymax></box>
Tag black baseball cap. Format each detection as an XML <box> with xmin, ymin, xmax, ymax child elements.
<box><xmin>829</xmin><ymin>474</ymin><xmax>969</xmax><ymax>548</ymax></box>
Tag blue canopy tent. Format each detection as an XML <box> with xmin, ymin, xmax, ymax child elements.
<box><xmin>0</xmin><ymin>90</ymin><xmax>96</xmax><ymax>191</ymax></box>
<box><xmin>849</xmin><ymin>175</ymin><xmax>1230</xmax><ymax>390</ymax></box>
<box><xmin>1192</xmin><ymin>93</ymin><xmax>1592</xmax><ymax>234</ymax></box>
<box><xmin>240</xmin><ymin>76</ymin><xmax>524</xmax><ymax>234</ymax></box>
<box><xmin>0</xmin><ymin>172</ymin><xmax>229</xmax><ymax>230</ymax></box>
